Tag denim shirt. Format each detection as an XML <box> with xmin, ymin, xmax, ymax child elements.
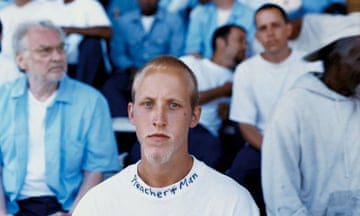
<box><xmin>185</xmin><ymin>1</ymin><xmax>255</xmax><ymax>58</ymax></box>
<box><xmin>110</xmin><ymin>8</ymin><xmax>185</xmax><ymax>71</ymax></box>
<box><xmin>0</xmin><ymin>75</ymin><xmax>120</xmax><ymax>213</ymax></box>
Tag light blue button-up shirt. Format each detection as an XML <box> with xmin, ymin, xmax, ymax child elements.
<box><xmin>110</xmin><ymin>8</ymin><xmax>185</xmax><ymax>71</ymax></box>
<box><xmin>0</xmin><ymin>75</ymin><xmax>120</xmax><ymax>213</ymax></box>
<box><xmin>185</xmin><ymin>1</ymin><xmax>255</xmax><ymax>58</ymax></box>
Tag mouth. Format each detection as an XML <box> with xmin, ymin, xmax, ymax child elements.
<box><xmin>147</xmin><ymin>133</ymin><xmax>170</xmax><ymax>141</ymax></box>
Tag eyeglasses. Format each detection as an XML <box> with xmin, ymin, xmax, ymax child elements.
<box><xmin>25</xmin><ymin>43</ymin><xmax>68</xmax><ymax>57</ymax></box>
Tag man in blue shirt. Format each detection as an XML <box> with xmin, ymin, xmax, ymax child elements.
<box><xmin>0</xmin><ymin>20</ymin><xmax>119</xmax><ymax>215</ymax></box>
<box><xmin>103</xmin><ymin>0</ymin><xmax>185</xmax><ymax>117</ymax></box>
<box><xmin>185</xmin><ymin>0</ymin><xmax>255</xmax><ymax>58</ymax></box>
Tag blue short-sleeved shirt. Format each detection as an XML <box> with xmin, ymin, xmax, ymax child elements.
<box><xmin>0</xmin><ymin>75</ymin><xmax>120</xmax><ymax>213</ymax></box>
<box><xmin>110</xmin><ymin>8</ymin><xmax>185</xmax><ymax>71</ymax></box>
<box><xmin>185</xmin><ymin>1</ymin><xmax>255</xmax><ymax>58</ymax></box>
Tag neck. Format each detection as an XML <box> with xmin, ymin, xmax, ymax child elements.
<box><xmin>215</xmin><ymin>0</ymin><xmax>234</xmax><ymax>9</ymax></box>
<box><xmin>28</xmin><ymin>80</ymin><xmax>58</xmax><ymax>102</ymax></box>
<box><xmin>211</xmin><ymin>54</ymin><xmax>237</xmax><ymax>71</ymax></box>
<box><xmin>15</xmin><ymin>0</ymin><xmax>31</xmax><ymax>7</ymax></box>
<box><xmin>262</xmin><ymin>46</ymin><xmax>291</xmax><ymax>63</ymax></box>
<box><xmin>137</xmin><ymin>155</ymin><xmax>193</xmax><ymax>187</ymax></box>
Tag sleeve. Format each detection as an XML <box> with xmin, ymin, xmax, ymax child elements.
<box><xmin>184</xmin><ymin>6</ymin><xmax>205</xmax><ymax>55</ymax></box>
<box><xmin>168</xmin><ymin>13</ymin><xmax>185</xmax><ymax>57</ymax></box>
<box><xmin>110</xmin><ymin>18</ymin><xmax>134</xmax><ymax>71</ymax></box>
<box><xmin>85</xmin><ymin>0</ymin><xmax>111</xmax><ymax>26</ymax></box>
<box><xmin>261</xmin><ymin>96</ymin><xmax>310</xmax><ymax>216</ymax></box>
<box><xmin>82</xmin><ymin>93</ymin><xmax>120</xmax><ymax>172</ymax></box>
<box><xmin>229</xmin><ymin>63</ymin><xmax>257</xmax><ymax>125</ymax></box>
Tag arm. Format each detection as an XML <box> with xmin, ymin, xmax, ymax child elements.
<box><xmin>110</xmin><ymin>19</ymin><xmax>135</xmax><ymax>71</ymax></box>
<box><xmin>185</xmin><ymin>6</ymin><xmax>206</xmax><ymax>56</ymax></box>
<box><xmin>168</xmin><ymin>14</ymin><xmax>186</xmax><ymax>57</ymax></box>
<box><xmin>239</xmin><ymin>123</ymin><xmax>263</xmax><ymax>150</ymax></box>
<box><xmin>0</xmin><ymin>167</ymin><xmax>12</xmax><ymax>216</ymax></box>
<box><xmin>199</xmin><ymin>82</ymin><xmax>232</xmax><ymax>105</ymax></box>
<box><xmin>262</xmin><ymin>97</ymin><xmax>310</xmax><ymax>215</ymax></box>
<box><xmin>62</xmin><ymin>26</ymin><xmax>112</xmax><ymax>40</ymax></box>
<box><xmin>69</xmin><ymin>171</ymin><xmax>103</xmax><ymax>214</ymax></box>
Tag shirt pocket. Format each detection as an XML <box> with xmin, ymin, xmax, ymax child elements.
<box><xmin>62</xmin><ymin>139</ymin><xmax>85</xmax><ymax>175</ymax></box>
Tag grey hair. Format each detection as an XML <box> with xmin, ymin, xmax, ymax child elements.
<box><xmin>12</xmin><ymin>20</ymin><xmax>65</xmax><ymax>55</ymax></box>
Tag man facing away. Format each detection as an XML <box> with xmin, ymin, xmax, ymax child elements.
<box><xmin>262</xmin><ymin>34</ymin><xmax>360</xmax><ymax>215</ymax></box>
<box><xmin>73</xmin><ymin>56</ymin><xmax>259</xmax><ymax>216</ymax></box>
<box><xmin>0</xmin><ymin>20</ymin><xmax>119</xmax><ymax>216</ymax></box>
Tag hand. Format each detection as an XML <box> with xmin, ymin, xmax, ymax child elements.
<box><xmin>217</xmin><ymin>103</ymin><xmax>229</xmax><ymax>120</ymax></box>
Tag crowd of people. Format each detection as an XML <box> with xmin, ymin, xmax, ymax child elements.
<box><xmin>0</xmin><ymin>0</ymin><xmax>359</xmax><ymax>215</ymax></box>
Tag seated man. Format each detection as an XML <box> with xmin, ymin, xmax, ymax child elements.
<box><xmin>0</xmin><ymin>20</ymin><xmax>119</xmax><ymax>215</ymax></box>
<box><xmin>73</xmin><ymin>56</ymin><xmax>259</xmax><ymax>216</ymax></box>
<box><xmin>103</xmin><ymin>0</ymin><xmax>185</xmax><ymax>117</ymax></box>
<box><xmin>185</xmin><ymin>0</ymin><xmax>254</xmax><ymax>58</ymax></box>
<box><xmin>181</xmin><ymin>24</ymin><xmax>248</xmax><ymax>171</ymax></box>
<box><xmin>48</xmin><ymin>0</ymin><xmax>113</xmax><ymax>88</ymax></box>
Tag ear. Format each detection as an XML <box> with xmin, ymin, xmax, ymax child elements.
<box><xmin>128</xmin><ymin>102</ymin><xmax>136</xmax><ymax>125</ymax></box>
<box><xmin>189</xmin><ymin>105</ymin><xmax>202</xmax><ymax>128</ymax></box>
<box><xmin>255</xmin><ymin>30</ymin><xmax>261</xmax><ymax>42</ymax></box>
<box><xmin>286</xmin><ymin>23</ymin><xmax>293</xmax><ymax>39</ymax></box>
<box><xmin>16</xmin><ymin>52</ymin><xmax>27</xmax><ymax>71</ymax></box>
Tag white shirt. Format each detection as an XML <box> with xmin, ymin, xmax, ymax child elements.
<box><xmin>181</xmin><ymin>56</ymin><xmax>233</xmax><ymax>136</ymax></box>
<box><xmin>48</xmin><ymin>0</ymin><xmax>111</xmax><ymax>64</ymax></box>
<box><xmin>19</xmin><ymin>90</ymin><xmax>58</xmax><ymax>199</ymax></box>
<box><xmin>73</xmin><ymin>157</ymin><xmax>259</xmax><ymax>216</ymax></box>
<box><xmin>230</xmin><ymin>50</ymin><xmax>322</xmax><ymax>134</ymax></box>
<box><xmin>0</xmin><ymin>1</ymin><xmax>53</xmax><ymax>58</ymax></box>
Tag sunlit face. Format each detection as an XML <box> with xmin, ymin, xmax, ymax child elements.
<box><xmin>223</xmin><ymin>27</ymin><xmax>247</xmax><ymax>66</ymax></box>
<box><xmin>128</xmin><ymin>69</ymin><xmax>201</xmax><ymax>164</ymax></box>
<box><xmin>16</xmin><ymin>27</ymin><xmax>67</xmax><ymax>85</ymax></box>
<box><xmin>255</xmin><ymin>8</ymin><xmax>291</xmax><ymax>55</ymax></box>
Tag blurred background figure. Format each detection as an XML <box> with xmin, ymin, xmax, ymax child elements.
<box><xmin>102</xmin><ymin>0</ymin><xmax>185</xmax><ymax>117</ymax></box>
<box><xmin>185</xmin><ymin>0</ymin><xmax>255</xmax><ymax>58</ymax></box>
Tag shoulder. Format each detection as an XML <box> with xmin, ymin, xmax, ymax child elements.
<box><xmin>59</xmin><ymin>76</ymin><xmax>108</xmax><ymax>105</ymax></box>
<box><xmin>190</xmin><ymin>3</ymin><xmax>215</xmax><ymax>17</ymax></box>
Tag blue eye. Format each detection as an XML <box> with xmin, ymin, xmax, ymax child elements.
<box><xmin>144</xmin><ymin>101</ymin><xmax>153</xmax><ymax>107</ymax></box>
<box><xmin>170</xmin><ymin>103</ymin><xmax>179</xmax><ymax>109</ymax></box>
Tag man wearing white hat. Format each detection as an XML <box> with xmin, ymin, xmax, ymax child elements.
<box><xmin>262</xmin><ymin>34</ymin><xmax>360</xmax><ymax>215</ymax></box>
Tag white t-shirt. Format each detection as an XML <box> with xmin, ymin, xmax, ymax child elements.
<box><xmin>181</xmin><ymin>56</ymin><xmax>233</xmax><ymax>136</ymax></box>
<box><xmin>48</xmin><ymin>0</ymin><xmax>111</xmax><ymax>64</ymax></box>
<box><xmin>230</xmin><ymin>49</ymin><xmax>322</xmax><ymax>134</ymax></box>
<box><xmin>0</xmin><ymin>1</ymin><xmax>53</xmax><ymax>58</ymax></box>
<box><xmin>73</xmin><ymin>157</ymin><xmax>259</xmax><ymax>216</ymax></box>
<box><xmin>216</xmin><ymin>8</ymin><xmax>231</xmax><ymax>26</ymax></box>
<box><xmin>141</xmin><ymin>15</ymin><xmax>155</xmax><ymax>34</ymax></box>
<box><xmin>19</xmin><ymin>90</ymin><xmax>58</xmax><ymax>199</ymax></box>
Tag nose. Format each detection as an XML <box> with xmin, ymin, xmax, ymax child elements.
<box><xmin>152</xmin><ymin>105</ymin><xmax>167</xmax><ymax>127</ymax></box>
<box><xmin>50</xmin><ymin>46</ymin><xmax>66</xmax><ymax>61</ymax></box>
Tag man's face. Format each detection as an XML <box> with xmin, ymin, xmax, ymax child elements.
<box><xmin>16</xmin><ymin>27</ymin><xmax>67</xmax><ymax>84</ymax></box>
<box><xmin>336</xmin><ymin>37</ymin><xmax>360</xmax><ymax>93</ymax></box>
<box><xmin>138</xmin><ymin>0</ymin><xmax>159</xmax><ymax>16</ymax></box>
<box><xmin>255</xmin><ymin>8</ymin><xmax>291</xmax><ymax>55</ymax></box>
<box><xmin>223</xmin><ymin>27</ymin><xmax>247</xmax><ymax>66</ymax></box>
<box><xmin>128</xmin><ymin>69</ymin><xmax>200</xmax><ymax>164</ymax></box>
